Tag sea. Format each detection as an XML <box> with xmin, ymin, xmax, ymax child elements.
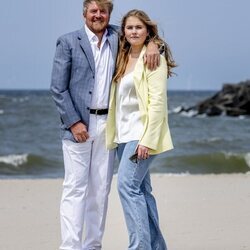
<box><xmin>0</xmin><ymin>90</ymin><xmax>249</xmax><ymax>179</ymax></box>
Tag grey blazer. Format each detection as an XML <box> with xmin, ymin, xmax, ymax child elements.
<box><xmin>50</xmin><ymin>25</ymin><xmax>119</xmax><ymax>141</ymax></box>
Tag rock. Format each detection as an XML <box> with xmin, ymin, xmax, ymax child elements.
<box><xmin>176</xmin><ymin>80</ymin><xmax>250</xmax><ymax>117</ymax></box>
<box><xmin>205</xmin><ymin>105</ymin><xmax>223</xmax><ymax>116</ymax></box>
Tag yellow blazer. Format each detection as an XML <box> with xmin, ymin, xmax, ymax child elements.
<box><xmin>106</xmin><ymin>46</ymin><xmax>173</xmax><ymax>155</ymax></box>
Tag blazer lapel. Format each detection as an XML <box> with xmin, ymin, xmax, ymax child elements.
<box><xmin>77</xmin><ymin>28</ymin><xmax>95</xmax><ymax>74</ymax></box>
<box><xmin>133</xmin><ymin>46</ymin><xmax>146</xmax><ymax>99</ymax></box>
<box><xmin>107</xmin><ymin>26</ymin><xmax>119</xmax><ymax>67</ymax></box>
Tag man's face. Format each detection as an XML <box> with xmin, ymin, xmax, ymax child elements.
<box><xmin>84</xmin><ymin>1</ymin><xmax>110</xmax><ymax>35</ymax></box>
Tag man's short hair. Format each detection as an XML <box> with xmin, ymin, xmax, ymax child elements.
<box><xmin>83</xmin><ymin>0</ymin><xmax>113</xmax><ymax>15</ymax></box>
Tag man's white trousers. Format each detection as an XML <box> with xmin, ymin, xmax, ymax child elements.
<box><xmin>60</xmin><ymin>115</ymin><xmax>115</xmax><ymax>250</ymax></box>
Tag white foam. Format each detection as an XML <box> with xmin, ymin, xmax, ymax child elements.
<box><xmin>12</xmin><ymin>97</ymin><xmax>29</xmax><ymax>103</ymax></box>
<box><xmin>207</xmin><ymin>137</ymin><xmax>221</xmax><ymax>142</ymax></box>
<box><xmin>163</xmin><ymin>172</ymin><xmax>190</xmax><ymax>177</ymax></box>
<box><xmin>172</xmin><ymin>106</ymin><xmax>183</xmax><ymax>113</ymax></box>
<box><xmin>0</xmin><ymin>109</ymin><xmax>4</xmax><ymax>114</ymax></box>
<box><xmin>196</xmin><ymin>113</ymin><xmax>207</xmax><ymax>118</ymax></box>
<box><xmin>0</xmin><ymin>154</ymin><xmax>28</xmax><ymax>167</ymax></box>
<box><xmin>239</xmin><ymin>115</ymin><xmax>246</xmax><ymax>120</ymax></box>
<box><xmin>180</xmin><ymin>110</ymin><xmax>198</xmax><ymax>117</ymax></box>
<box><xmin>172</xmin><ymin>106</ymin><xmax>203</xmax><ymax>118</ymax></box>
<box><xmin>223</xmin><ymin>151</ymin><xmax>238</xmax><ymax>159</ymax></box>
<box><xmin>244</xmin><ymin>153</ymin><xmax>250</xmax><ymax>168</ymax></box>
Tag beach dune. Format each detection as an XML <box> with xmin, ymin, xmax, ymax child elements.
<box><xmin>0</xmin><ymin>174</ymin><xmax>249</xmax><ymax>250</ymax></box>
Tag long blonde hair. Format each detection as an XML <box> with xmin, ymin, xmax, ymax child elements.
<box><xmin>113</xmin><ymin>9</ymin><xmax>176</xmax><ymax>82</ymax></box>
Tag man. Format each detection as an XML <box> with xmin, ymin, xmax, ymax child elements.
<box><xmin>51</xmin><ymin>1</ymin><xmax>159</xmax><ymax>249</ymax></box>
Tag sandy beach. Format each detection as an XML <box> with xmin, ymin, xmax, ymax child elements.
<box><xmin>0</xmin><ymin>174</ymin><xmax>249</xmax><ymax>250</ymax></box>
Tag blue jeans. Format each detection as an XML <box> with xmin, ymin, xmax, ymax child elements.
<box><xmin>117</xmin><ymin>141</ymin><xmax>167</xmax><ymax>250</ymax></box>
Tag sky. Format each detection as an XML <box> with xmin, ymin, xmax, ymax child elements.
<box><xmin>0</xmin><ymin>0</ymin><xmax>249</xmax><ymax>90</ymax></box>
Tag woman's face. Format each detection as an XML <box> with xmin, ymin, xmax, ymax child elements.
<box><xmin>124</xmin><ymin>16</ymin><xmax>148</xmax><ymax>48</ymax></box>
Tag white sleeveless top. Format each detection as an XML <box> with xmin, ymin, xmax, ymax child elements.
<box><xmin>114</xmin><ymin>72</ymin><xmax>143</xmax><ymax>143</ymax></box>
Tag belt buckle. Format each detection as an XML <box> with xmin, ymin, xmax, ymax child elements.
<box><xmin>95</xmin><ymin>109</ymin><xmax>99</xmax><ymax>115</ymax></box>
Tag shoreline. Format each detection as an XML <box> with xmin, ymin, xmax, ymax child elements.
<box><xmin>0</xmin><ymin>174</ymin><xmax>249</xmax><ymax>250</ymax></box>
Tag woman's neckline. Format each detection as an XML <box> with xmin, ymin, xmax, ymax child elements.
<box><xmin>122</xmin><ymin>71</ymin><xmax>133</xmax><ymax>79</ymax></box>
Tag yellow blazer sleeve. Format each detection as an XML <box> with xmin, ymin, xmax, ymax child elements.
<box><xmin>139</xmin><ymin>56</ymin><xmax>168</xmax><ymax>150</ymax></box>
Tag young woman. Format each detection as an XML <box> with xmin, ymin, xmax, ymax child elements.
<box><xmin>106</xmin><ymin>9</ymin><xmax>176</xmax><ymax>249</ymax></box>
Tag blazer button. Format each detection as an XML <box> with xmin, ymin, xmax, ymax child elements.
<box><xmin>87</xmin><ymin>107</ymin><xmax>90</xmax><ymax>110</ymax></box>
<box><xmin>89</xmin><ymin>91</ymin><xmax>92</xmax><ymax>94</ymax></box>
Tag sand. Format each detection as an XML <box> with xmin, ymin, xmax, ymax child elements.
<box><xmin>0</xmin><ymin>174</ymin><xmax>250</xmax><ymax>250</ymax></box>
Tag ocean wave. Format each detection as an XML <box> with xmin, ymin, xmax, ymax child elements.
<box><xmin>0</xmin><ymin>153</ymin><xmax>61</xmax><ymax>176</ymax></box>
<box><xmin>206</xmin><ymin>137</ymin><xmax>221</xmax><ymax>142</ymax></box>
<box><xmin>180</xmin><ymin>110</ymin><xmax>198</xmax><ymax>117</ymax></box>
<box><xmin>12</xmin><ymin>97</ymin><xmax>29</xmax><ymax>103</ymax></box>
<box><xmin>193</xmin><ymin>137</ymin><xmax>222</xmax><ymax>143</ymax></box>
<box><xmin>244</xmin><ymin>153</ymin><xmax>250</xmax><ymax>167</ymax></box>
<box><xmin>0</xmin><ymin>154</ymin><xmax>28</xmax><ymax>167</ymax></box>
<box><xmin>171</xmin><ymin>106</ymin><xmax>199</xmax><ymax>118</ymax></box>
<box><xmin>154</xmin><ymin>151</ymin><xmax>250</xmax><ymax>174</ymax></box>
<box><xmin>162</xmin><ymin>172</ymin><xmax>191</xmax><ymax>177</ymax></box>
<box><xmin>239</xmin><ymin>115</ymin><xmax>246</xmax><ymax>120</ymax></box>
<box><xmin>0</xmin><ymin>109</ymin><xmax>4</xmax><ymax>114</ymax></box>
<box><xmin>182</xmin><ymin>137</ymin><xmax>228</xmax><ymax>148</ymax></box>
<box><xmin>172</xmin><ymin>106</ymin><xmax>184</xmax><ymax>113</ymax></box>
<box><xmin>171</xmin><ymin>106</ymin><xmax>249</xmax><ymax>119</ymax></box>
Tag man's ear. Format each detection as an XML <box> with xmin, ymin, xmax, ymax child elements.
<box><xmin>83</xmin><ymin>13</ymin><xmax>86</xmax><ymax>22</ymax></box>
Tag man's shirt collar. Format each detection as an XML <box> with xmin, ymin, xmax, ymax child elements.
<box><xmin>85</xmin><ymin>24</ymin><xmax>108</xmax><ymax>43</ymax></box>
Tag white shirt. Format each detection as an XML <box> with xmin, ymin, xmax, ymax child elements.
<box><xmin>85</xmin><ymin>24</ymin><xmax>114</xmax><ymax>109</ymax></box>
<box><xmin>114</xmin><ymin>72</ymin><xmax>143</xmax><ymax>143</ymax></box>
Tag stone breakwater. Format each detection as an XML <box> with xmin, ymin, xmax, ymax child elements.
<box><xmin>176</xmin><ymin>80</ymin><xmax>250</xmax><ymax>117</ymax></box>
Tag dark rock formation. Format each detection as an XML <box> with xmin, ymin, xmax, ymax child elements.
<box><xmin>177</xmin><ymin>80</ymin><xmax>250</xmax><ymax>117</ymax></box>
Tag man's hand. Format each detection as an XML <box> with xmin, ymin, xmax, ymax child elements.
<box><xmin>144</xmin><ymin>41</ymin><xmax>160</xmax><ymax>71</ymax></box>
<box><xmin>137</xmin><ymin>145</ymin><xmax>150</xmax><ymax>160</ymax></box>
<box><xmin>70</xmin><ymin>122</ymin><xmax>89</xmax><ymax>143</ymax></box>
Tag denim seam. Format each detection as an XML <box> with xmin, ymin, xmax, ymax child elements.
<box><xmin>143</xmin><ymin>189</ymin><xmax>166</xmax><ymax>250</ymax></box>
<box><xmin>132</xmin><ymin>161</ymin><xmax>145</xmax><ymax>250</ymax></box>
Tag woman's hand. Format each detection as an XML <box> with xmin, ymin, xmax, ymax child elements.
<box><xmin>137</xmin><ymin>145</ymin><xmax>150</xmax><ymax>160</ymax></box>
